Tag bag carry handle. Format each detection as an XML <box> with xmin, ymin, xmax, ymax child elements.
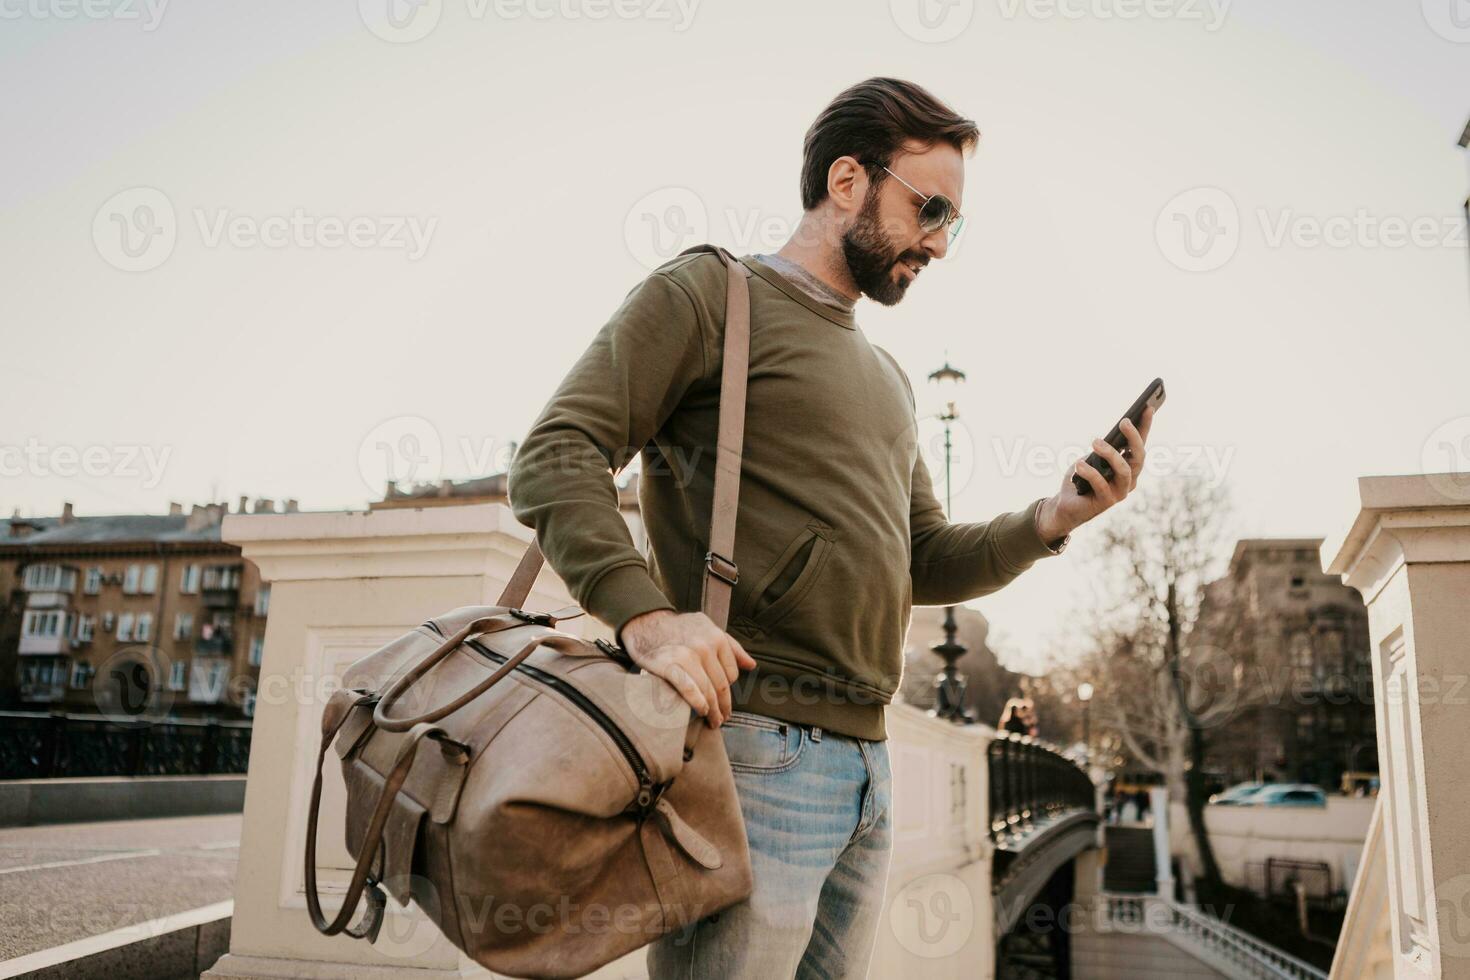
<box><xmin>373</xmin><ymin>620</ymin><xmax>590</xmax><ymax>733</ymax></box>
<box><xmin>305</xmin><ymin>690</ymin><xmax>465</xmax><ymax>941</ymax></box>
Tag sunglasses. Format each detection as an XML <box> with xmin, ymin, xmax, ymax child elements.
<box><xmin>882</xmin><ymin>166</ymin><xmax>965</xmax><ymax>243</ymax></box>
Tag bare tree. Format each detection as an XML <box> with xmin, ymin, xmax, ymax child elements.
<box><xmin>1077</xmin><ymin>472</ymin><xmax>1240</xmax><ymax>891</ymax></box>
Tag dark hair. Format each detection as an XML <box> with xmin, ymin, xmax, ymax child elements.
<box><xmin>800</xmin><ymin>77</ymin><xmax>979</xmax><ymax>211</ymax></box>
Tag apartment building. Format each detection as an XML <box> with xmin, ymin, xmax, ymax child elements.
<box><xmin>1197</xmin><ymin>538</ymin><xmax>1376</xmax><ymax>789</ymax></box>
<box><xmin>0</xmin><ymin>497</ymin><xmax>292</xmax><ymax>720</ymax></box>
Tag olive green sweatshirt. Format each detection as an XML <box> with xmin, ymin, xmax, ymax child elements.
<box><xmin>507</xmin><ymin>250</ymin><xmax>1062</xmax><ymax>740</ymax></box>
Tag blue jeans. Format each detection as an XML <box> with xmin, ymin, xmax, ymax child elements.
<box><xmin>646</xmin><ymin>710</ymin><xmax>894</xmax><ymax>979</ymax></box>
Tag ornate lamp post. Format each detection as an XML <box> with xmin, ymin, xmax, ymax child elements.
<box><xmin>1077</xmin><ymin>682</ymin><xmax>1094</xmax><ymax>760</ymax></box>
<box><xmin>926</xmin><ymin>357</ymin><xmax>971</xmax><ymax>723</ymax></box>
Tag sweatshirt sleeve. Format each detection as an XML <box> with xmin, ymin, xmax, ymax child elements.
<box><xmin>507</xmin><ymin>269</ymin><xmax>712</xmax><ymax>645</ymax></box>
<box><xmin>908</xmin><ymin>450</ymin><xmax>1058</xmax><ymax>606</ymax></box>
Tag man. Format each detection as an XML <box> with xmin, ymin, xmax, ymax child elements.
<box><xmin>507</xmin><ymin>76</ymin><xmax>1153</xmax><ymax>979</ymax></box>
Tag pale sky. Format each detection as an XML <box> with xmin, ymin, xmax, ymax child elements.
<box><xmin>4</xmin><ymin>0</ymin><xmax>1467</xmax><ymax>671</ymax></box>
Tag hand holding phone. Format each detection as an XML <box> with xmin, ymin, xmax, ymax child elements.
<box><xmin>1071</xmin><ymin>378</ymin><xmax>1166</xmax><ymax>496</ymax></box>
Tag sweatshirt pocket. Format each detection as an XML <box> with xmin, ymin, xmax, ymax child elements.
<box><xmin>738</xmin><ymin>519</ymin><xmax>836</xmax><ymax>630</ymax></box>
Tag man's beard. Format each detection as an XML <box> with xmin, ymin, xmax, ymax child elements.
<box><xmin>840</xmin><ymin>184</ymin><xmax>924</xmax><ymax>307</ymax></box>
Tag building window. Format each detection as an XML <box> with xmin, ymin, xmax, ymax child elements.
<box><xmin>1289</xmin><ymin>631</ymin><xmax>1313</xmax><ymax>669</ymax></box>
<box><xmin>254</xmin><ymin>585</ymin><xmax>270</xmax><ymax>617</ymax></box>
<box><xmin>23</xmin><ymin>564</ymin><xmax>77</xmax><ymax>592</ymax></box>
<box><xmin>124</xmin><ymin>564</ymin><xmax>141</xmax><ymax>594</ymax></box>
<box><xmin>76</xmin><ymin>615</ymin><xmax>95</xmax><ymax>642</ymax></box>
<box><xmin>242</xmin><ymin>689</ymin><xmax>257</xmax><ymax>718</ymax></box>
<box><xmin>1296</xmin><ymin>712</ymin><xmax>1316</xmax><ymax>737</ymax></box>
<box><xmin>140</xmin><ymin>564</ymin><xmax>159</xmax><ymax>594</ymax></box>
<box><xmin>1318</xmin><ymin>630</ymin><xmax>1345</xmax><ymax>669</ymax></box>
<box><xmin>70</xmin><ymin>662</ymin><xmax>94</xmax><ymax>688</ymax></box>
<box><xmin>84</xmin><ymin>567</ymin><xmax>103</xmax><ymax>595</ymax></box>
<box><xmin>202</xmin><ymin>566</ymin><xmax>241</xmax><ymax>591</ymax></box>
<box><xmin>117</xmin><ymin>613</ymin><xmax>134</xmax><ymax>641</ymax></box>
<box><xmin>249</xmin><ymin>635</ymin><xmax>264</xmax><ymax>667</ymax></box>
<box><xmin>135</xmin><ymin>613</ymin><xmax>152</xmax><ymax>642</ymax></box>
<box><xmin>174</xmin><ymin>613</ymin><xmax>194</xmax><ymax>640</ymax></box>
<box><xmin>23</xmin><ymin>610</ymin><xmax>62</xmax><ymax>637</ymax></box>
<box><xmin>180</xmin><ymin>564</ymin><xmax>200</xmax><ymax>594</ymax></box>
<box><xmin>168</xmin><ymin>660</ymin><xmax>187</xmax><ymax>691</ymax></box>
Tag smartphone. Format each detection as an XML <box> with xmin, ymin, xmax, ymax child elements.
<box><xmin>1071</xmin><ymin>378</ymin><xmax>1166</xmax><ymax>496</ymax></box>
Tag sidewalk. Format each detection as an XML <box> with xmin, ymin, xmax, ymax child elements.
<box><xmin>0</xmin><ymin>813</ymin><xmax>239</xmax><ymax>976</ymax></box>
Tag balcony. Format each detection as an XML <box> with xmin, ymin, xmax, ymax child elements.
<box><xmin>23</xmin><ymin>590</ymin><xmax>72</xmax><ymax>610</ymax></box>
<box><xmin>18</xmin><ymin>632</ymin><xmax>70</xmax><ymax>656</ymax></box>
<box><xmin>201</xmin><ymin>586</ymin><xmax>240</xmax><ymax>610</ymax></box>
<box><xmin>194</xmin><ymin>632</ymin><xmax>235</xmax><ymax>656</ymax></box>
<box><xmin>18</xmin><ymin>677</ymin><xmax>66</xmax><ymax>703</ymax></box>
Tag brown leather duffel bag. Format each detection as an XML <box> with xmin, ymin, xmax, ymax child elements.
<box><xmin>303</xmin><ymin>245</ymin><xmax>755</xmax><ymax>978</ymax></box>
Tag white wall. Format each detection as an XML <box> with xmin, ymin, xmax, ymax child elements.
<box><xmin>1169</xmin><ymin>797</ymin><xmax>1376</xmax><ymax>897</ymax></box>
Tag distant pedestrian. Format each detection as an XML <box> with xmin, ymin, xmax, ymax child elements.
<box><xmin>999</xmin><ymin>698</ymin><xmax>1037</xmax><ymax>736</ymax></box>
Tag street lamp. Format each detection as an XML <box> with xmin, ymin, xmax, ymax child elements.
<box><xmin>1077</xmin><ymin>682</ymin><xmax>1094</xmax><ymax>760</ymax></box>
<box><xmin>926</xmin><ymin>356</ymin><xmax>969</xmax><ymax>723</ymax></box>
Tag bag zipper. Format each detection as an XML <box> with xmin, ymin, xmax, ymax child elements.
<box><xmin>422</xmin><ymin>620</ymin><xmax>659</xmax><ymax>812</ymax></box>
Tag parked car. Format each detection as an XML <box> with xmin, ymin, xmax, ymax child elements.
<box><xmin>1209</xmin><ymin>782</ymin><xmax>1268</xmax><ymax>805</ymax></box>
<box><xmin>1252</xmin><ymin>784</ymin><xmax>1327</xmax><ymax>807</ymax></box>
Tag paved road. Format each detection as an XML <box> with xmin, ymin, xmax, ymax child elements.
<box><xmin>0</xmin><ymin>813</ymin><xmax>240</xmax><ymax>961</ymax></box>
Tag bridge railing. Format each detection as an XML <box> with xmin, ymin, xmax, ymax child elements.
<box><xmin>986</xmin><ymin>732</ymin><xmax>1095</xmax><ymax>841</ymax></box>
<box><xmin>0</xmin><ymin>710</ymin><xmax>252</xmax><ymax>779</ymax></box>
<box><xmin>1098</xmin><ymin>893</ymin><xmax>1329</xmax><ymax>980</ymax></box>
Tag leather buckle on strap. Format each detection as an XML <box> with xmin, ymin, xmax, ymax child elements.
<box><xmin>595</xmin><ymin>638</ymin><xmax>639</xmax><ymax>672</ymax></box>
<box><xmin>704</xmin><ymin>551</ymin><xmax>739</xmax><ymax>586</ymax></box>
<box><xmin>508</xmin><ymin>608</ymin><xmax>553</xmax><ymax>626</ymax></box>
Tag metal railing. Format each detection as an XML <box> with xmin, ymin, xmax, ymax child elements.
<box><xmin>1098</xmin><ymin>892</ymin><xmax>1329</xmax><ymax>980</ymax></box>
<box><xmin>987</xmin><ymin>731</ymin><xmax>1096</xmax><ymax>840</ymax></box>
<box><xmin>0</xmin><ymin>711</ymin><xmax>252</xmax><ymax>779</ymax></box>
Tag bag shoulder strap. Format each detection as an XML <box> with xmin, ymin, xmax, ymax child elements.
<box><xmin>499</xmin><ymin>244</ymin><xmax>751</xmax><ymax>631</ymax></box>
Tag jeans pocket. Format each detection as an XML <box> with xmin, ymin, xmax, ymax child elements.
<box><xmin>721</xmin><ymin>711</ymin><xmax>803</xmax><ymax>774</ymax></box>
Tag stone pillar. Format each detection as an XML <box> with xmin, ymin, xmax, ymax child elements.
<box><xmin>1149</xmin><ymin>787</ymin><xmax>1173</xmax><ymax>900</ymax></box>
<box><xmin>1323</xmin><ymin>474</ymin><xmax>1470</xmax><ymax>979</ymax></box>
<box><xmin>203</xmin><ymin>503</ymin><xmax>605</xmax><ymax>980</ymax></box>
